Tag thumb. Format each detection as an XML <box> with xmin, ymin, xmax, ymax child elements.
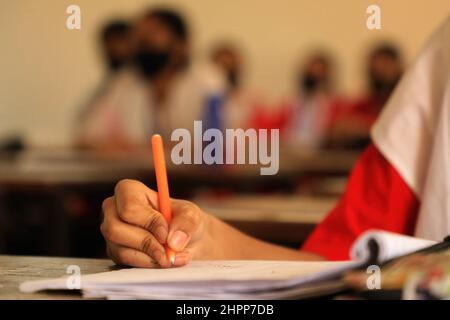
<box><xmin>167</xmin><ymin>200</ymin><xmax>201</xmax><ymax>251</ymax></box>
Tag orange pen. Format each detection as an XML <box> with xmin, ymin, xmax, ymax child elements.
<box><xmin>151</xmin><ymin>134</ymin><xmax>176</xmax><ymax>267</ymax></box>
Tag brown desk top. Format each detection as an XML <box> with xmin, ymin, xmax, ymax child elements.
<box><xmin>197</xmin><ymin>195</ymin><xmax>336</xmax><ymax>244</ymax></box>
<box><xmin>0</xmin><ymin>255</ymin><xmax>113</xmax><ymax>299</ymax></box>
<box><xmin>197</xmin><ymin>195</ymin><xmax>337</xmax><ymax>224</ymax></box>
<box><xmin>0</xmin><ymin>148</ymin><xmax>359</xmax><ymax>186</ymax></box>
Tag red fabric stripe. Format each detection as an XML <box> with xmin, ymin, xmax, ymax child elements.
<box><xmin>302</xmin><ymin>143</ymin><xmax>420</xmax><ymax>260</ymax></box>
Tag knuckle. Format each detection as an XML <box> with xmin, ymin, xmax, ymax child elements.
<box><xmin>101</xmin><ymin>197</ymin><xmax>113</xmax><ymax>213</ymax></box>
<box><xmin>115</xmin><ymin>179</ymin><xmax>131</xmax><ymax>193</ymax></box>
<box><xmin>103</xmin><ymin>221</ymin><xmax>119</xmax><ymax>243</ymax></box>
<box><xmin>144</xmin><ymin>212</ymin><xmax>163</xmax><ymax>232</ymax></box>
<box><xmin>184</xmin><ymin>207</ymin><xmax>200</xmax><ymax>226</ymax></box>
<box><xmin>120</xmin><ymin>203</ymin><xmax>138</xmax><ymax>222</ymax></box>
<box><xmin>140</xmin><ymin>235</ymin><xmax>156</xmax><ymax>254</ymax></box>
<box><xmin>115</xmin><ymin>179</ymin><xmax>139</xmax><ymax>195</ymax></box>
<box><xmin>182</xmin><ymin>200</ymin><xmax>200</xmax><ymax>213</ymax></box>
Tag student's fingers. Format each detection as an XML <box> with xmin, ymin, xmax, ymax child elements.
<box><xmin>173</xmin><ymin>251</ymin><xmax>193</xmax><ymax>267</ymax></box>
<box><xmin>101</xmin><ymin>199</ymin><xmax>169</xmax><ymax>267</ymax></box>
<box><xmin>107</xmin><ymin>243</ymin><xmax>192</xmax><ymax>268</ymax></box>
<box><xmin>113</xmin><ymin>180</ymin><xmax>168</xmax><ymax>243</ymax></box>
<box><xmin>107</xmin><ymin>243</ymin><xmax>160</xmax><ymax>268</ymax></box>
<box><xmin>167</xmin><ymin>200</ymin><xmax>202</xmax><ymax>252</ymax></box>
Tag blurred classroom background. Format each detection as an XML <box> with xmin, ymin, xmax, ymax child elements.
<box><xmin>0</xmin><ymin>0</ymin><xmax>449</xmax><ymax>257</ymax></box>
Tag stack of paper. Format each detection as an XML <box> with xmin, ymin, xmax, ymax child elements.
<box><xmin>20</xmin><ymin>260</ymin><xmax>357</xmax><ymax>299</ymax></box>
<box><xmin>20</xmin><ymin>230</ymin><xmax>436</xmax><ymax>299</ymax></box>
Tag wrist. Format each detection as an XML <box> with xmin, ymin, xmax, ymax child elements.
<box><xmin>195</xmin><ymin>211</ymin><xmax>223</xmax><ymax>260</ymax></box>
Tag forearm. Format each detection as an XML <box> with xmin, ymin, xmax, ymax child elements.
<box><xmin>201</xmin><ymin>214</ymin><xmax>325</xmax><ymax>261</ymax></box>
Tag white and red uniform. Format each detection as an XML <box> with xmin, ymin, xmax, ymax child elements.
<box><xmin>303</xmin><ymin>15</ymin><xmax>450</xmax><ymax>260</ymax></box>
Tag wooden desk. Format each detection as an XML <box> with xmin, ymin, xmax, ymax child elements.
<box><xmin>0</xmin><ymin>255</ymin><xmax>112</xmax><ymax>299</ymax></box>
<box><xmin>196</xmin><ymin>195</ymin><xmax>337</xmax><ymax>245</ymax></box>
<box><xmin>1</xmin><ymin>255</ymin><xmax>348</xmax><ymax>300</ymax></box>
<box><xmin>0</xmin><ymin>148</ymin><xmax>359</xmax><ymax>188</ymax></box>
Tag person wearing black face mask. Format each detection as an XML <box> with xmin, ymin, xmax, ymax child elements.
<box><xmin>101</xmin><ymin>21</ymin><xmax>133</xmax><ymax>72</ymax></box>
<box><xmin>367</xmin><ymin>45</ymin><xmax>403</xmax><ymax>107</ymax></box>
<box><xmin>209</xmin><ymin>43</ymin><xmax>258</xmax><ymax>130</ymax></box>
<box><xmin>76</xmin><ymin>20</ymin><xmax>133</xmax><ymax>140</ymax></box>
<box><xmin>300</xmin><ymin>73</ymin><xmax>320</xmax><ymax>94</ymax></box>
<box><xmin>283</xmin><ymin>52</ymin><xmax>341</xmax><ymax>149</ymax></box>
<box><xmin>328</xmin><ymin>43</ymin><xmax>404</xmax><ymax>150</ymax></box>
<box><xmin>129</xmin><ymin>8</ymin><xmax>192</xmax><ymax>106</ymax></box>
<box><xmin>361</xmin><ymin>44</ymin><xmax>404</xmax><ymax>113</ymax></box>
<box><xmin>133</xmin><ymin>46</ymin><xmax>172</xmax><ymax>79</ymax></box>
<box><xmin>297</xmin><ymin>54</ymin><xmax>331</xmax><ymax>96</ymax></box>
<box><xmin>211</xmin><ymin>44</ymin><xmax>242</xmax><ymax>93</ymax></box>
<box><xmin>77</xmin><ymin>8</ymin><xmax>227</xmax><ymax>149</ymax></box>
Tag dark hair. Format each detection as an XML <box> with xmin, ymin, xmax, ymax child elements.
<box><xmin>101</xmin><ymin>20</ymin><xmax>130</xmax><ymax>42</ymax></box>
<box><xmin>144</xmin><ymin>8</ymin><xmax>188</xmax><ymax>41</ymax></box>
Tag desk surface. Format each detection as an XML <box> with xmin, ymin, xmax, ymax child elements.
<box><xmin>1</xmin><ymin>255</ymin><xmax>349</xmax><ymax>300</ymax></box>
<box><xmin>197</xmin><ymin>195</ymin><xmax>337</xmax><ymax>244</ymax></box>
<box><xmin>197</xmin><ymin>195</ymin><xmax>337</xmax><ymax>224</ymax></box>
<box><xmin>0</xmin><ymin>255</ymin><xmax>113</xmax><ymax>299</ymax></box>
<box><xmin>0</xmin><ymin>148</ymin><xmax>359</xmax><ymax>186</ymax></box>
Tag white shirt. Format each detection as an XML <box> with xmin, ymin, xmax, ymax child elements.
<box><xmin>372</xmin><ymin>14</ymin><xmax>450</xmax><ymax>241</ymax></box>
<box><xmin>78</xmin><ymin>62</ymin><xmax>226</xmax><ymax>145</ymax></box>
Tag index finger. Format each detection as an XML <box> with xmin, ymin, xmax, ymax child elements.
<box><xmin>114</xmin><ymin>179</ymin><xmax>168</xmax><ymax>243</ymax></box>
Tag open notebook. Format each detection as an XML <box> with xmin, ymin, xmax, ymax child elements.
<box><xmin>20</xmin><ymin>230</ymin><xmax>436</xmax><ymax>299</ymax></box>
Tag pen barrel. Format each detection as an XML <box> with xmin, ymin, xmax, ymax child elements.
<box><xmin>152</xmin><ymin>134</ymin><xmax>176</xmax><ymax>265</ymax></box>
<box><xmin>152</xmin><ymin>135</ymin><xmax>173</xmax><ymax>224</ymax></box>
<box><xmin>164</xmin><ymin>244</ymin><xmax>176</xmax><ymax>263</ymax></box>
<box><xmin>156</xmin><ymin>178</ymin><xmax>172</xmax><ymax>223</ymax></box>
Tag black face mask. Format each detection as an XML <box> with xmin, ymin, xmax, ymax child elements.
<box><xmin>107</xmin><ymin>58</ymin><xmax>125</xmax><ymax>71</ymax></box>
<box><xmin>300</xmin><ymin>73</ymin><xmax>319</xmax><ymax>94</ymax></box>
<box><xmin>227</xmin><ymin>71</ymin><xmax>239</xmax><ymax>89</ymax></box>
<box><xmin>369</xmin><ymin>75</ymin><xmax>399</xmax><ymax>95</ymax></box>
<box><xmin>133</xmin><ymin>48</ymin><xmax>171</xmax><ymax>79</ymax></box>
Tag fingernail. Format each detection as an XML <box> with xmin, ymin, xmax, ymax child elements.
<box><xmin>173</xmin><ymin>254</ymin><xmax>190</xmax><ymax>267</ymax></box>
<box><xmin>169</xmin><ymin>230</ymin><xmax>188</xmax><ymax>251</ymax></box>
<box><xmin>155</xmin><ymin>226</ymin><xmax>167</xmax><ymax>243</ymax></box>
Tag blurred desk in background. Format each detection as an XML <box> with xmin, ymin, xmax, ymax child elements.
<box><xmin>0</xmin><ymin>148</ymin><xmax>355</xmax><ymax>257</ymax></box>
<box><xmin>196</xmin><ymin>195</ymin><xmax>338</xmax><ymax>246</ymax></box>
<box><xmin>0</xmin><ymin>147</ymin><xmax>358</xmax><ymax>190</ymax></box>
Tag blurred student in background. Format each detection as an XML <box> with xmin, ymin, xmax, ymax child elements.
<box><xmin>101</xmin><ymin>20</ymin><xmax>134</xmax><ymax>72</ymax></box>
<box><xmin>210</xmin><ymin>43</ymin><xmax>258</xmax><ymax>129</ymax></box>
<box><xmin>211</xmin><ymin>43</ymin><xmax>242</xmax><ymax>94</ymax></box>
<box><xmin>77</xmin><ymin>8</ymin><xmax>225</xmax><ymax>150</ymax></box>
<box><xmin>282</xmin><ymin>52</ymin><xmax>343</xmax><ymax>149</ymax></box>
<box><xmin>77</xmin><ymin>20</ymin><xmax>133</xmax><ymax>129</ymax></box>
<box><xmin>329</xmin><ymin>43</ymin><xmax>404</xmax><ymax>149</ymax></box>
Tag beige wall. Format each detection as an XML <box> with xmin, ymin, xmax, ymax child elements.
<box><xmin>0</xmin><ymin>0</ymin><xmax>449</xmax><ymax>146</ymax></box>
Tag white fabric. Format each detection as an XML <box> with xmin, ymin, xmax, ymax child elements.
<box><xmin>222</xmin><ymin>90</ymin><xmax>257</xmax><ymax>129</ymax></box>
<box><xmin>79</xmin><ymin>62</ymin><xmax>225</xmax><ymax>144</ymax></box>
<box><xmin>285</xmin><ymin>93</ymin><xmax>334</xmax><ymax>149</ymax></box>
<box><xmin>372</xmin><ymin>15</ymin><xmax>450</xmax><ymax>241</ymax></box>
